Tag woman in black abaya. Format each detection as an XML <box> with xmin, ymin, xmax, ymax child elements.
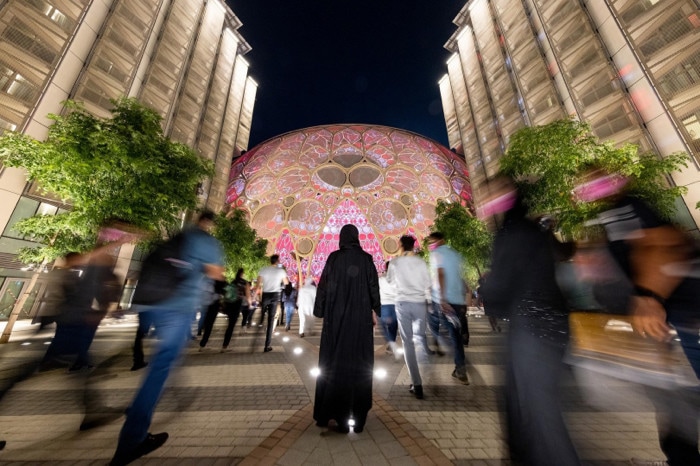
<box><xmin>313</xmin><ymin>224</ymin><xmax>381</xmax><ymax>433</ymax></box>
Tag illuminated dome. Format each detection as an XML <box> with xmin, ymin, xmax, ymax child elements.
<box><xmin>226</xmin><ymin>124</ymin><xmax>472</xmax><ymax>283</ymax></box>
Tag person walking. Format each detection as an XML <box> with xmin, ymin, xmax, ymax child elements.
<box><xmin>233</xmin><ymin>268</ymin><xmax>253</xmax><ymax>331</ymax></box>
<box><xmin>480</xmin><ymin>176</ymin><xmax>580</xmax><ymax>466</ymax></box>
<box><xmin>313</xmin><ymin>224</ymin><xmax>380</xmax><ymax>433</ymax></box>
<box><xmin>198</xmin><ymin>280</ymin><xmax>226</xmax><ymax>351</ymax></box>
<box><xmin>110</xmin><ymin>211</ymin><xmax>224</xmax><ymax>465</ymax></box>
<box><xmin>296</xmin><ymin>277</ymin><xmax>316</xmax><ymax>337</ymax></box>
<box><xmin>573</xmin><ymin>167</ymin><xmax>699</xmax><ymax>466</ymax></box>
<box><xmin>426</xmin><ymin>232</ymin><xmax>469</xmax><ymax>384</ymax></box>
<box><xmin>282</xmin><ymin>283</ymin><xmax>297</xmax><ymax>331</ymax></box>
<box><xmin>387</xmin><ymin>235</ymin><xmax>431</xmax><ymax>399</ymax></box>
<box><xmin>378</xmin><ymin>261</ymin><xmax>398</xmax><ymax>356</ymax></box>
<box><xmin>256</xmin><ymin>255</ymin><xmax>289</xmax><ymax>352</ymax></box>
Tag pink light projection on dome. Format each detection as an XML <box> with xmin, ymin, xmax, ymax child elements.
<box><xmin>226</xmin><ymin>124</ymin><xmax>472</xmax><ymax>284</ymax></box>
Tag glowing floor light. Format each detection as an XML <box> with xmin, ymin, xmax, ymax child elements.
<box><xmin>293</xmin><ymin>347</ymin><xmax>303</xmax><ymax>355</ymax></box>
<box><xmin>310</xmin><ymin>367</ymin><xmax>321</xmax><ymax>377</ymax></box>
<box><xmin>283</xmin><ymin>337</ymin><xmax>290</xmax><ymax>342</ymax></box>
<box><xmin>348</xmin><ymin>419</ymin><xmax>356</xmax><ymax>427</ymax></box>
<box><xmin>21</xmin><ymin>342</ymin><xmax>31</xmax><ymax>346</ymax></box>
<box><xmin>374</xmin><ymin>368</ymin><xmax>387</xmax><ymax>379</ymax></box>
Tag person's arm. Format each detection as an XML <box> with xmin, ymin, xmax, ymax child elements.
<box><xmin>204</xmin><ymin>264</ymin><xmax>225</xmax><ymax>281</ymax></box>
<box><xmin>256</xmin><ymin>275</ymin><xmax>263</xmax><ymax>297</ymax></box>
<box><xmin>628</xmin><ymin>225</ymin><xmax>690</xmax><ymax>341</ymax></box>
<box><xmin>244</xmin><ymin>282</ymin><xmax>252</xmax><ymax>304</ymax></box>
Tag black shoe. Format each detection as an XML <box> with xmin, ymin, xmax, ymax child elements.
<box><xmin>335</xmin><ymin>424</ymin><xmax>350</xmax><ymax>434</ymax></box>
<box><xmin>110</xmin><ymin>432</ymin><xmax>168</xmax><ymax>466</ymax></box>
<box><xmin>264</xmin><ymin>346</ymin><xmax>273</xmax><ymax>352</ymax></box>
<box><xmin>452</xmin><ymin>369</ymin><xmax>470</xmax><ymax>385</ymax></box>
<box><xmin>130</xmin><ymin>361</ymin><xmax>147</xmax><ymax>371</ymax></box>
<box><xmin>409</xmin><ymin>384</ymin><xmax>424</xmax><ymax>399</ymax></box>
<box><xmin>353</xmin><ymin>426</ymin><xmax>364</xmax><ymax>433</ymax></box>
<box><xmin>0</xmin><ymin>440</ymin><xmax>6</xmax><ymax>450</ymax></box>
<box><xmin>299</xmin><ymin>333</ymin><xmax>305</xmax><ymax>338</ymax></box>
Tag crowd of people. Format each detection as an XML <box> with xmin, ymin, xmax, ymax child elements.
<box><xmin>0</xmin><ymin>162</ymin><xmax>698</xmax><ymax>466</ymax></box>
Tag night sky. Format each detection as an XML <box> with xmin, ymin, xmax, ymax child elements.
<box><xmin>225</xmin><ymin>1</ymin><xmax>465</xmax><ymax>149</ymax></box>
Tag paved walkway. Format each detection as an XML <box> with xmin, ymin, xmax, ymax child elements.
<box><xmin>0</xmin><ymin>310</ymin><xmax>670</xmax><ymax>465</ymax></box>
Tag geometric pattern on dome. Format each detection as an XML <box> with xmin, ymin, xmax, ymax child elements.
<box><xmin>310</xmin><ymin>199</ymin><xmax>383</xmax><ymax>280</ymax></box>
<box><xmin>226</xmin><ymin>124</ymin><xmax>472</xmax><ymax>282</ymax></box>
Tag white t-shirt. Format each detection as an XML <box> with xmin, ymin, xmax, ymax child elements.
<box><xmin>387</xmin><ymin>255</ymin><xmax>430</xmax><ymax>303</ymax></box>
<box><xmin>258</xmin><ymin>265</ymin><xmax>288</xmax><ymax>293</ymax></box>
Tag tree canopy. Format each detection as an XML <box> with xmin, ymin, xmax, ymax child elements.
<box><xmin>499</xmin><ymin>119</ymin><xmax>688</xmax><ymax>238</ymax></box>
<box><xmin>212</xmin><ymin>209</ymin><xmax>268</xmax><ymax>280</ymax></box>
<box><xmin>0</xmin><ymin>97</ymin><xmax>213</xmax><ymax>263</ymax></box>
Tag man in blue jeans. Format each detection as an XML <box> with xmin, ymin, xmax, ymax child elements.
<box><xmin>427</xmin><ymin>232</ymin><xmax>469</xmax><ymax>385</ymax></box>
<box><xmin>110</xmin><ymin>211</ymin><xmax>224</xmax><ymax>465</ymax></box>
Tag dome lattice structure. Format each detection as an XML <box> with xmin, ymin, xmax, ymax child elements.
<box><xmin>226</xmin><ymin>124</ymin><xmax>472</xmax><ymax>283</ymax></box>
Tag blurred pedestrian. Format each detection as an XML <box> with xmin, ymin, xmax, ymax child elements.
<box><xmin>256</xmin><ymin>255</ymin><xmax>289</xmax><ymax>352</ymax></box>
<box><xmin>297</xmin><ymin>277</ymin><xmax>316</xmax><ymax>337</ymax></box>
<box><xmin>387</xmin><ymin>235</ymin><xmax>431</xmax><ymax>399</ymax></box>
<box><xmin>479</xmin><ymin>175</ymin><xmax>580</xmax><ymax>466</ymax></box>
<box><xmin>378</xmin><ymin>261</ymin><xmax>398</xmax><ymax>355</ymax></box>
<box><xmin>282</xmin><ymin>283</ymin><xmax>297</xmax><ymax>331</ymax></box>
<box><xmin>313</xmin><ymin>224</ymin><xmax>380</xmax><ymax>433</ymax></box>
<box><xmin>426</xmin><ymin>231</ymin><xmax>469</xmax><ymax>384</ymax></box>
<box><xmin>110</xmin><ymin>210</ymin><xmax>224</xmax><ymax>465</ymax></box>
<box><xmin>233</xmin><ymin>268</ymin><xmax>253</xmax><ymax>332</ymax></box>
<box><xmin>198</xmin><ymin>280</ymin><xmax>226</xmax><ymax>351</ymax></box>
<box><xmin>573</xmin><ymin>167</ymin><xmax>700</xmax><ymax>466</ymax></box>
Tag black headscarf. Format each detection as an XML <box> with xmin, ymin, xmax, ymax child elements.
<box><xmin>338</xmin><ymin>224</ymin><xmax>360</xmax><ymax>249</ymax></box>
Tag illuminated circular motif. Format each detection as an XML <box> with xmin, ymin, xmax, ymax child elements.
<box><xmin>227</xmin><ymin>124</ymin><xmax>472</xmax><ymax>283</ymax></box>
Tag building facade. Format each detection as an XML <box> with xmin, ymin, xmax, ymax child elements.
<box><xmin>0</xmin><ymin>0</ymin><xmax>256</xmax><ymax>320</ymax></box>
<box><xmin>440</xmin><ymin>0</ymin><xmax>700</xmax><ymax>228</ymax></box>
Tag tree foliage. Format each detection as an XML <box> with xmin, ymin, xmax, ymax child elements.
<box><xmin>213</xmin><ymin>209</ymin><xmax>268</xmax><ymax>280</ymax></box>
<box><xmin>430</xmin><ymin>200</ymin><xmax>493</xmax><ymax>287</ymax></box>
<box><xmin>0</xmin><ymin>98</ymin><xmax>213</xmax><ymax>263</ymax></box>
<box><xmin>500</xmin><ymin>119</ymin><xmax>688</xmax><ymax>238</ymax></box>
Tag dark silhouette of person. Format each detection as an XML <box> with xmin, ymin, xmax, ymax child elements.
<box><xmin>313</xmin><ymin>224</ymin><xmax>380</xmax><ymax>433</ymax></box>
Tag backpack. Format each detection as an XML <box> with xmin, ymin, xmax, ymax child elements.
<box><xmin>224</xmin><ymin>282</ymin><xmax>239</xmax><ymax>303</ymax></box>
<box><xmin>132</xmin><ymin>233</ymin><xmax>189</xmax><ymax>305</ymax></box>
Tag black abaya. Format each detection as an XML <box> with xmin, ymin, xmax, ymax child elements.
<box><xmin>313</xmin><ymin>225</ymin><xmax>381</xmax><ymax>431</ymax></box>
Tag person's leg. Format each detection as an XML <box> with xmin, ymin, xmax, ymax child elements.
<box><xmin>285</xmin><ymin>303</ymin><xmax>294</xmax><ymax>330</ymax></box>
<box><xmin>298</xmin><ymin>306</ymin><xmax>307</xmax><ymax>336</ymax></box>
<box><xmin>396</xmin><ymin>302</ymin><xmax>421</xmax><ymax>387</ymax></box>
<box><xmin>444</xmin><ymin>304</ymin><xmax>466</xmax><ymax>375</ymax></box>
<box><xmin>222</xmin><ymin>301</ymin><xmax>241</xmax><ymax>348</ymax></box>
<box><xmin>427</xmin><ymin>301</ymin><xmax>444</xmax><ymax>354</ymax></box>
<box><xmin>508</xmin><ymin>326</ymin><xmax>580</xmax><ymax>466</ymax></box>
<box><xmin>199</xmin><ymin>302</ymin><xmax>219</xmax><ymax>348</ymax></box>
<box><xmin>458</xmin><ymin>306</ymin><xmax>469</xmax><ymax>346</ymax></box>
<box><xmin>114</xmin><ymin>309</ymin><xmax>190</xmax><ymax>456</ymax></box>
<box><xmin>262</xmin><ymin>293</ymin><xmax>278</xmax><ymax>349</ymax></box>
<box><xmin>133</xmin><ymin>311</ymin><xmax>152</xmax><ymax>369</ymax></box>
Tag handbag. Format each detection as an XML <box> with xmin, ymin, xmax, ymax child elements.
<box><xmin>567</xmin><ymin>312</ymin><xmax>695</xmax><ymax>389</ymax></box>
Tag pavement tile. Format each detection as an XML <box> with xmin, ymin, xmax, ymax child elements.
<box><xmin>0</xmin><ymin>318</ymin><xmax>674</xmax><ymax>464</ymax></box>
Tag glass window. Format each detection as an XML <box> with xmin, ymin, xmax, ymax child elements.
<box><xmin>0</xmin><ymin>279</ymin><xmax>26</xmax><ymax>320</ymax></box>
<box><xmin>3</xmin><ymin>197</ymin><xmax>40</xmax><ymax>239</ymax></box>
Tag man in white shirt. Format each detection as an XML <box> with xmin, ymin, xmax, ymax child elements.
<box><xmin>387</xmin><ymin>235</ymin><xmax>431</xmax><ymax>399</ymax></box>
<box><xmin>256</xmin><ymin>255</ymin><xmax>289</xmax><ymax>352</ymax></box>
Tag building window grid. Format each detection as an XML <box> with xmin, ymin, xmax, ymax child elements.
<box><xmin>608</xmin><ymin>0</ymin><xmax>700</xmax><ymax>162</ymax></box>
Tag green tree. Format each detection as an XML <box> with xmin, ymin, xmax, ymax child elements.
<box><xmin>430</xmin><ymin>200</ymin><xmax>493</xmax><ymax>288</ymax></box>
<box><xmin>0</xmin><ymin>97</ymin><xmax>213</xmax><ymax>263</ymax></box>
<box><xmin>213</xmin><ymin>209</ymin><xmax>268</xmax><ymax>280</ymax></box>
<box><xmin>500</xmin><ymin>119</ymin><xmax>688</xmax><ymax>238</ymax></box>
